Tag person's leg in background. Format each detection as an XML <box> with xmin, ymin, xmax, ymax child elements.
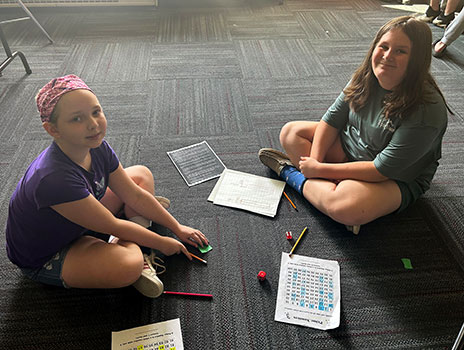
<box><xmin>433</xmin><ymin>0</ymin><xmax>461</xmax><ymax>27</ymax></box>
<box><xmin>418</xmin><ymin>0</ymin><xmax>442</xmax><ymax>22</ymax></box>
<box><xmin>433</xmin><ymin>7</ymin><xmax>464</xmax><ymax>57</ymax></box>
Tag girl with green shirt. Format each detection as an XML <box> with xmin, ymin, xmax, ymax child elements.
<box><xmin>259</xmin><ymin>16</ymin><xmax>450</xmax><ymax>234</ymax></box>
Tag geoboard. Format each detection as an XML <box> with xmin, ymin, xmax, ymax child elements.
<box><xmin>275</xmin><ymin>253</ymin><xmax>340</xmax><ymax>330</ymax></box>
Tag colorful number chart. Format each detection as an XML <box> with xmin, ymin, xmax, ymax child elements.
<box><xmin>275</xmin><ymin>253</ymin><xmax>340</xmax><ymax>330</ymax></box>
<box><xmin>112</xmin><ymin>318</ymin><xmax>183</xmax><ymax>350</ymax></box>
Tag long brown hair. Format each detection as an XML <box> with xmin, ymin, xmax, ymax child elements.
<box><xmin>344</xmin><ymin>16</ymin><xmax>450</xmax><ymax>120</ymax></box>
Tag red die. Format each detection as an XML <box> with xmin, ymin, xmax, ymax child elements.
<box><xmin>285</xmin><ymin>231</ymin><xmax>292</xmax><ymax>240</ymax></box>
<box><xmin>257</xmin><ymin>271</ymin><xmax>266</xmax><ymax>281</ymax></box>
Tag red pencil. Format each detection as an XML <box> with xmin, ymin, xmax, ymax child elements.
<box><xmin>163</xmin><ymin>291</ymin><xmax>213</xmax><ymax>298</ymax></box>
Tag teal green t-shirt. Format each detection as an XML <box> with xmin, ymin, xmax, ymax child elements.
<box><xmin>321</xmin><ymin>84</ymin><xmax>448</xmax><ymax>187</ymax></box>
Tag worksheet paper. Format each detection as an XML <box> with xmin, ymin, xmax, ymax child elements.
<box><xmin>167</xmin><ymin>141</ymin><xmax>226</xmax><ymax>187</ymax></box>
<box><xmin>275</xmin><ymin>253</ymin><xmax>341</xmax><ymax>330</ymax></box>
<box><xmin>111</xmin><ymin>318</ymin><xmax>183</xmax><ymax>350</ymax></box>
<box><xmin>208</xmin><ymin>169</ymin><xmax>285</xmax><ymax>217</ymax></box>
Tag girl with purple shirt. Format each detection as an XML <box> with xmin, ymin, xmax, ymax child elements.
<box><xmin>6</xmin><ymin>75</ymin><xmax>208</xmax><ymax>298</ymax></box>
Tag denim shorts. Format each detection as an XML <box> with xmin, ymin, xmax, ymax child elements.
<box><xmin>20</xmin><ymin>244</ymin><xmax>71</xmax><ymax>288</ymax></box>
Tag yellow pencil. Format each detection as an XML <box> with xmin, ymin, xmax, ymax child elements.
<box><xmin>289</xmin><ymin>226</ymin><xmax>308</xmax><ymax>256</ymax></box>
<box><xmin>283</xmin><ymin>191</ymin><xmax>298</xmax><ymax>211</ymax></box>
<box><xmin>190</xmin><ymin>252</ymin><xmax>207</xmax><ymax>264</ymax></box>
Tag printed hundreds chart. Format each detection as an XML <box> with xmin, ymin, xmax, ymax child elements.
<box><xmin>275</xmin><ymin>253</ymin><xmax>341</xmax><ymax>330</ymax></box>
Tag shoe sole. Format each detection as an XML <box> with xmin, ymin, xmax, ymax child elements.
<box><xmin>258</xmin><ymin>148</ymin><xmax>294</xmax><ymax>175</ymax></box>
<box><xmin>259</xmin><ymin>148</ymin><xmax>292</xmax><ymax>160</ymax></box>
<box><xmin>434</xmin><ymin>23</ymin><xmax>449</xmax><ymax>28</ymax></box>
<box><xmin>133</xmin><ymin>274</ymin><xmax>164</xmax><ymax>298</ymax></box>
<box><xmin>418</xmin><ymin>17</ymin><xmax>436</xmax><ymax>22</ymax></box>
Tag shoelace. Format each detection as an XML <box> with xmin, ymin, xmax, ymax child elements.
<box><xmin>144</xmin><ymin>251</ymin><xmax>166</xmax><ymax>275</ymax></box>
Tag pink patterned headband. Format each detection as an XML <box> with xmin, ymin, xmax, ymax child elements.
<box><xmin>36</xmin><ymin>74</ymin><xmax>93</xmax><ymax>123</ymax></box>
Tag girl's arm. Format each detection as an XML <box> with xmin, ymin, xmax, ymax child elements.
<box><xmin>299</xmin><ymin>157</ymin><xmax>388</xmax><ymax>182</ymax></box>
<box><xmin>306</xmin><ymin>118</ymin><xmax>387</xmax><ymax>182</ymax></box>
<box><xmin>304</xmin><ymin>120</ymin><xmax>387</xmax><ymax>182</ymax></box>
<box><xmin>310</xmin><ymin>120</ymin><xmax>340</xmax><ymax>162</ymax></box>
<box><xmin>51</xmin><ymin>195</ymin><xmax>191</xmax><ymax>258</ymax></box>
<box><xmin>107</xmin><ymin>164</ymin><xmax>208</xmax><ymax>247</ymax></box>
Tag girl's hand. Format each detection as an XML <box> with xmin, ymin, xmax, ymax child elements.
<box><xmin>299</xmin><ymin>156</ymin><xmax>320</xmax><ymax>178</ymax></box>
<box><xmin>174</xmin><ymin>224</ymin><xmax>209</xmax><ymax>248</ymax></box>
<box><xmin>159</xmin><ymin>236</ymin><xmax>191</xmax><ymax>259</ymax></box>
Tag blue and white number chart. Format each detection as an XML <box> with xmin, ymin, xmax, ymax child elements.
<box><xmin>112</xmin><ymin>318</ymin><xmax>183</xmax><ymax>350</ymax></box>
<box><xmin>275</xmin><ymin>253</ymin><xmax>340</xmax><ymax>330</ymax></box>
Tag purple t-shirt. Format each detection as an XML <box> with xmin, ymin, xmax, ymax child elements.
<box><xmin>6</xmin><ymin>140</ymin><xmax>119</xmax><ymax>268</ymax></box>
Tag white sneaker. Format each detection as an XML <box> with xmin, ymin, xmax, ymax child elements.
<box><xmin>345</xmin><ymin>225</ymin><xmax>361</xmax><ymax>235</ymax></box>
<box><xmin>132</xmin><ymin>252</ymin><xmax>166</xmax><ymax>298</ymax></box>
<box><xmin>155</xmin><ymin>196</ymin><xmax>170</xmax><ymax>209</ymax></box>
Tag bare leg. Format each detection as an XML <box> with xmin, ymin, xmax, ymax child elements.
<box><xmin>444</xmin><ymin>0</ymin><xmax>460</xmax><ymax>15</ymax></box>
<box><xmin>302</xmin><ymin>178</ymin><xmax>401</xmax><ymax>226</ymax></box>
<box><xmin>61</xmin><ymin>236</ymin><xmax>143</xmax><ymax>288</ymax></box>
<box><xmin>100</xmin><ymin>165</ymin><xmax>155</xmax><ymax>219</ymax></box>
<box><xmin>279</xmin><ymin>121</ymin><xmax>316</xmax><ymax>166</ymax></box>
<box><xmin>278</xmin><ymin>120</ymin><xmax>401</xmax><ymax>226</ymax></box>
<box><xmin>61</xmin><ymin>165</ymin><xmax>166</xmax><ymax>291</ymax></box>
<box><xmin>430</xmin><ymin>0</ymin><xmax>440</xmax><ymax>11</ymax></box>
<box><xmin>280</xmin><ymin>121</ymin><xmax>347</xmax><ymax>167</ymax></box>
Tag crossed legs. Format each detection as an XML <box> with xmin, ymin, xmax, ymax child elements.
<box><xmin>62</xmin><ymin>165</ymin><xmax>156</xmax><ymax>288</ymax></box>
<box><xmin>279</xmin><ymin>121</ymin><xmax>401</xmax><ymax>226</ymax></box>
<box><xmin>100</xmin><ymin>165</ymin><xmax>155</xmax><ymax>220</ymax></box>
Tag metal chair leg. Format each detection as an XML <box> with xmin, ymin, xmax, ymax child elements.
<box><xmin>0</xmin><ymin>50</ymin><xmax>32</xmax><ymax>75</ymax></box>
<box><xmin>16</xmin><ymin>0</ymin><xmax>53</xmax><ymax>43</ymax></box>
<box><xmin>0</xmin><ymin>25</ymin><xmax>32</xmax><ymax>75</ymax></box>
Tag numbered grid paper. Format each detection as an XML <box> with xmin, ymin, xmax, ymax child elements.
<box><xmin>275</xmin><ymin>253</ymin><xmax>341</xmax><ymax>330</ymax></box>
<box><xmin>111</xmin><ymin>318</ymin><xmax>183</xmax><ymax>350</ymax></box>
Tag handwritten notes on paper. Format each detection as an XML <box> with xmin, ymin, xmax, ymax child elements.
<box><xmin>208</xmin><ymin>169</ymin><xmax>285</xmax><ymax>217</ymax></box>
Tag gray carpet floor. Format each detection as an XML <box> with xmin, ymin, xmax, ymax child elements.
<box><xmin>1</xmin><ymin>1</ymin><xmax>464</xmax><ymax>349</ymax></box>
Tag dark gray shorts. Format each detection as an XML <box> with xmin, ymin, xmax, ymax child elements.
<box><xmin>394</xmin><ymin>179</ymin><xmax>427</xmax><ymax>213</ymax></box>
